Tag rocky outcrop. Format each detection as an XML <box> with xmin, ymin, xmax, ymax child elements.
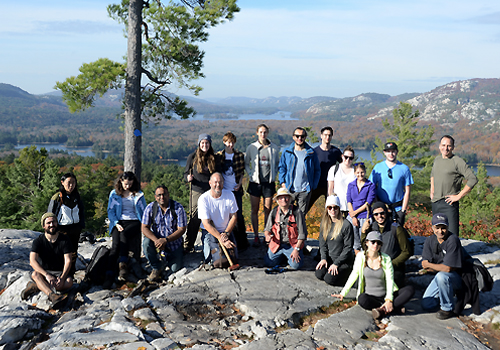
<box><xmin>0</xmin><ymin>228</ymin><xmax>498</xmax><ymax>349</ymax></box>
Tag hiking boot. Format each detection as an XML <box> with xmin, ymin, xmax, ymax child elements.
<box><xmin>118</xmin><ymin>262</ymin><xmax>128</xmax><ymax>282</ymax></box>
<box><xmin>148</xmin><ymin>269</ymin><xmax>162</xmax><ymax>282</ymax></box>
<box><xmin>436</xmin><ymin>309</ymin><xmax>455</xmax><ymax>320</ymax></box>
<box><xmin>372</xmin><ymin>306</ymin><xmax>387</xmax><ymax>320</ymax></box>
<box><xmin>21</xmin><ymin>281</ymin><xmax>39</xmax><ymax>300</ymax></box>
<box><xmin>49</xmin><ymin>292</ymin><xmax>67</xmax><ymax>310</ymax></box>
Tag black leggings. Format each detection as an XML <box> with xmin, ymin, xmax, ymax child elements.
<box><xmin>358</xmin><ymin>285</ymin><xmax>415</xmax><ymax>311</ymax></box>
<box><xmin>315</xmin><ymin>263</ymin><xmax>352</xmax><ymax>286</ymax></box>
<box><xmin>109</xmin><ymin>220</ymin><xmax>141</xmax><ymax>267</ymax></box>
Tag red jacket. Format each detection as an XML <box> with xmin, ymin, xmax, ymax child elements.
<box><xmin>269</xmin><ymin>205</ymin><xmax>302</xmax><ymax>253</ymax></box>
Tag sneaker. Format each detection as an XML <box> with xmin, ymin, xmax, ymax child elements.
<box><xmin>371</xmin><ymin>307</ymin><xmax>386</xmax><ymax>320</ymax></box>
<box><xmin>436</xmin><ymin>309</ymin><xmax>455</xmax><ymax>320</ymax></box>
<box><xmin>118</xmin><ymin>262</ymin><xmax>128</xmax><ymax>282</ymax></box>
<box><xmin>21</xmin><ymin>281</ymin><xmax>39</xmax><ymax>300</ymax></box>
<box><xmin>148</xmin><ymin>269</ymin><xmax>162</xmax><ymax>282</ymax></box>
<box><xmin>49</xmin><ymin>293</ymin><xmax>67</xmax><ymax>310</ymax></box>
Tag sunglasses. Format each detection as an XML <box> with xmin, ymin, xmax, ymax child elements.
<box><xmin>388</xmin><ymin>168</ymin><xmax>393</xmax><ymax>179</ymax></box>
<box><xmin>369</xmin><ymin>240</ymin><xmax>382</xmax><ymax>246</ymax></box>
<box><xmin>293</xmin><ymin>134</ymin><xmax>306</xmax><ymax>139</ymax></box>
<box><xmin>343</xmin><ymin>155</ymin><xmax>354</xmax><ymax>160</ymax></box>
<box><xmin>373</xmin><ymin>212</ymin><xmax>385</xmax><ymax>217</ymax></box>
<box><xmin>327</xmin><ymin>206</ymin><xmax>339</xmax><ymax>210</ymax></box>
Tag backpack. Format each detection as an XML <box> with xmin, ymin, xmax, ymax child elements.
<box><xmin>84</xmin><ymin>245</ymin><xmax>110</xmax><ymax>285</ymax></box>
<box><xmin>151</xmin><ymin>199</ymin><xmax>177</xmax><ymax>235</ymax></box>
<box><xmin>468</xmin><ymin>258</ymin><xmax>494</xmax><ymax>292</ymax></box>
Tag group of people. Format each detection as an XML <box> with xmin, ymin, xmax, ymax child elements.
<box><xmin>22</xmin><ymin>126</ymin><xmax>478</xmax><ymax>321</ymax></box>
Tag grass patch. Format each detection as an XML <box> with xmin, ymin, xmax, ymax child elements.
<box><xmin>298</xmin><ymin>300</ymin><xmax>357</xmax><ymax>331</ymax></box>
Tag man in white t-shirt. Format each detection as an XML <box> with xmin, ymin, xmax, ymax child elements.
<box><xmin>327</xmin><ymin>146</ymin><xmax>356</xmax><ymax>217</ymax></box>
<box><xmin>198</xmin><ymin>172</ymin><xmax>238</xmax><ymax>266</ymax></box>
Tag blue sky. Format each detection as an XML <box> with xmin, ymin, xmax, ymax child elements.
<box><xmin>1</xmin><ymin>0</ymin><xmax>500</xmax><ymax>99</ymax></box>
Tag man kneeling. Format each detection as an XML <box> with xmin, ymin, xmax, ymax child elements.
<box><xmin>22</xmin><ymin>213</ymin><xmax>73</xmax><ymax>309</ymax></box>
<box><xmin>199</xmin><ymin>173</ymin><xmax>238</xmax><ymax>267</ymax></box>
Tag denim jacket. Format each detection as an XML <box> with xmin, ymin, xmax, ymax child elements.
<box><xmin>107</xmin><ymin>189</ymin><xmax>147</xmax><ymax>235</ymax></box>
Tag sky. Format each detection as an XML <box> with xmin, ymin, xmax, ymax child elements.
<box><xmin>1</xmin><ymin>0</ymin><xmax>500</xmax><ymax>99</ymax></box>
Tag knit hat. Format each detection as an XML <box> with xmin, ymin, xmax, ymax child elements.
<box><xmin>198</xmin><ymin>134</ymin><xmax>212</xmax><ymax>145</ymax></box>
<box><xmin>325</xmin><ymin>195</ymin><xmax>341</xmax><ymax>208</ymax></box>
<box><xmin>41</xmin><ymin>212</ymin><xmax>56</xmax><ymax>227</ymax></box>
<box><xmin>371</xmin><ymin>202</ymin><xmax>388</xmax><ymax>213</ymax></box>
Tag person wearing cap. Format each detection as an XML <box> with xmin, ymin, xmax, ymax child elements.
<box><xmin>307</xmin><ymin>126</ymin><xmax>342</xmax><ymax>214</ymax></box>
<box><xmin>245</xmin><ymin>124</ymin><xmax>280</xmax><ymax>246</ymax></box>
<box><xmin>21</xmin><ymin>213</ymin><xmax>73</xmax><ymax>309</ymax></box>
<box><xmin>216</xmin><ymin>131</ymin><xmax>248</xmax><ymax>252</ymax></box>
<box><xmin>184</xmin><ymin>134</ymin><xmax>221</xmax><ymax>253</ymax></box>
<box><xmin>361</xmin><ymin>201</ymin><xmax>412</xmax><ymax>287</ymax></box>
<box><xmin>315</xmin><ymin>195</ymin><xmax>354</xmax><ymax>286</ymax></box>
<box><xmin>264</xmin><ymin>187</ymin><xmax>308</xmax><ymax>270</ymax></box>
<box><xmin>278</xmin><ymin>127</ymin><xmax>321</xmax><ymax>215</ymax></box>
<box><xmin>430</xmin><ymin>135</ymin><xmax>477</xmax><ymax>236</ymax></box>
<box><xmin>332</xmin><ymin>231</ymin><xmax>414</xmax><ymax>320</ymax></box>
<box><xmin>421</xmin><ymin>213</ymin><xmax>464</xmax><ymax>320</ymax></box>
<box><xmin>368</xmin><ymin>141</ymin><xmax>413</xmax><ymax>225</ymax></box>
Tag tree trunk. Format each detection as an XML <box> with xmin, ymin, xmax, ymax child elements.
<box><xmin>124</xmin><ymin>0</ymin><xmax>143</xmax><ymax>180</ymax></box>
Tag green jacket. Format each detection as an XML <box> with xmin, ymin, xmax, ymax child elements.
<box><xmin>340</xmin><ymin>252</ymin><xmax>398</xmax><ymax>301</ymax></box>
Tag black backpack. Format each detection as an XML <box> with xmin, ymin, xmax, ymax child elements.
<box><xmin>84</xmin><ymin>245</ymin><xmax>110</xmax><ymax>285</ymax></box>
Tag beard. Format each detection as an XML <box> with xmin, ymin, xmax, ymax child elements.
<box><xmin>45</xmin><ymin>227</ymin><xmax>58</xmax><ymax>235</ymax></box>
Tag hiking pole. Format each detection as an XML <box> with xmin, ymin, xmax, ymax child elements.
<box><xmin>217</xmin><ymin>236</ymin><xmax>240</xmax><ymax>271</ymax></box>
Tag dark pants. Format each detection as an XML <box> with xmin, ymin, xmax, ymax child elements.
<box><xmin>233</xmin><ymin>189</ymin><xmax>249</xmax><ymax>250</ymax></box>
<box><xmin>109</xmin><ymin>220</ymin><xmax>142</xmax><ymax>269</ymax></box>
<box><xmin>315</xmin><ymin>261</ymin><xmax>352</xmax><ymax>286</ymax></box>
<box><xmin>59</xmin><ymin>223</ymin><xmax>81</xmax><ymax>276</ymax></box>
<box><xmin>432</xmin><ymin>198</ymin><xmax>460</xmax><ymax>236</ymax></box>
<box><xmin>306</xmin><ymin>186</ymin><xmax>327</xmax><ymax>214</ymax></box>
<box><xmin>185</xmin><ymin>190</ymin><xmax>203</xmax><ymax>249</ymax></box>
<box><xmin>357</xmin><ymin>285</ymin><xmax>415</xmax><ymax>312</ymax></box>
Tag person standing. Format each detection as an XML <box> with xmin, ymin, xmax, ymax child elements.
<box><xmin>184</xmin><ymin>134</ymin><xmax>219</xmax><ymax>253</ymax></box>
<box><xmin>430</xmin><ymin>135</ymin><xmax>477</xmax><ymax>236</ymax></box>
<box><xmin>47</xmin><ymin>173</ymin><xmax>85</xmax><ymax>275</ymax></box>
<box><xmin>141</xmin><ymin>185</ymin><xmax>187</xmax><ymax>281</ymax></box>
<box><xmin>369</xmin><ymin>142</ymin><xmax>413</xmax><ymax>225</ymax></box>
<box><xmin>245</xmin><ymin>124</ymin><xmax>280</xmax><ymax>246</ymax></box>
<box><xmin>217</xmin><ymin>132</ymin><xmax>248</xmax><ymax>252</ymax></box>
<box><xmin>307</xmin><ymin>126</ymin><xmax>342</xmax><ymax>213</ymax></box>
<box><xmin>327</xmin><ymin>146</ymin><xmax>356</xmax><ymax>218</ymax></box>
<box><xmin>278</xmin><ymin>127</ymin><xmax>321</xmax><ymax>214</ymax></box>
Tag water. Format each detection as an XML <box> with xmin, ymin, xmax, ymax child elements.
<box><xmin>189</xmin><ymin>111</ymin><xmax>297</xmax><ymax>121</ymax></box>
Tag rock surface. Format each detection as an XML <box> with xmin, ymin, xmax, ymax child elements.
<box><xmin>0</xmin><ymin>228</ymin><xmax>499</xmax><ymax>349</ymax></box>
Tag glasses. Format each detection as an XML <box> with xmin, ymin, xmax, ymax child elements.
<box><xmin>369</xmin><ymin>241</ymin><xmax>382</xmax><ymax>246</ymax></box>
<box><xmin>277</xmin><ymin>196</ymin><xmax>290</xmax><ymax>200</ymax></box>
<box><xmin>327</xmin><ymin>206</ymin><xmax>339</xmax><ymax>211</ymax></box>
<box><xmin>387</xmin><ymin>168</ymin><xmax>393</xmax><ymax>179</ymax></box>
<box><xmin>156</xmin><ymin>193</ymin><xmax>168</xmax><ymax>197</ymax></box>
<box><xmin>343</xmin><ymin>155</ymin><xmax>354</xmax><ymax>160</ymax></box>
<box><xmin>293</xmin><ymin>134</ymin><xmax>306</xmax><ymax>139</ymax></box>
<box><xmin>373</xmin><ymin>212</ymin><xmax>385</xmax><ymax>217</ymax></box>
<box><xmin>354</xmin><ymin>162</ymin><xmax>364</xmax><ymax>167</ymax></box>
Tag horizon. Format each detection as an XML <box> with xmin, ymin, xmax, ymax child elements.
<box><xmin>1</xmin><ymin>1</ymin><xmax>500</xmax><ymax>99</ymax></box>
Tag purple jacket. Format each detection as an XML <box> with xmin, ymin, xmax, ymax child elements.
<box><xmin>346</xmin><ymin>179</ymin><xmax>376</xmax><ymax>219</ymax></box>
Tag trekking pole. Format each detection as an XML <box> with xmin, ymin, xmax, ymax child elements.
<box><xmin>217</xmin><ymin>236</ymin><xmax>240</xmax><ymax>271</ymax></box>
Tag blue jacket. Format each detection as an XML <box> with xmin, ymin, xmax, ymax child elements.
<box><xmin>278</xmin><ymin>142</ymin><xmax>321</xmax><ymax>192</ymax></box>
<box><xmin>107</xmin><ymin>189</ymin><xmax>147</xmax><ymax>234</ymax></box>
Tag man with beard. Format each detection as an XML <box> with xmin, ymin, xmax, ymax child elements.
<box><xmin>21</xmin><ymin>213</ymin><xmax>73</xmax><ymax>309</ymax></box>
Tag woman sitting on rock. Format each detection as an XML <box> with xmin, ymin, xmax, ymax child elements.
<box><xmin>47</xmin><ymin>172</ymin><xmax>85</xmax><ymax>275</ymax></box>
<box><xmin>315</xmin><ymin>195</ymin><xmax>354</xmax><ymax>286</ymax></box>
<box><xmin>332</xmin><ymin>231</ymin><xmax>414</xmax><ymax>320</ymax></box>
<box><xmin>107</xmin><ymin>171</ymin><xmax>146</xmax><ymax>283</ymax></box>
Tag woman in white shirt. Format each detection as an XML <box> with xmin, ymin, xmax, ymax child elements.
<box><xmin>327</xmin><ymin>146</ymin><xmax>356</xmax><ymax>218</ymax></box>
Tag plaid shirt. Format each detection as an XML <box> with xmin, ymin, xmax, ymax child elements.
<box><xmin>217</xmin><ymin>149</ymin><xmax>245</xmax><ymax>183</ymax></box>
<box><xmin>142</xmin><ymin>200</ymin><xmax>187</xmax><ymax>252</ymax></box>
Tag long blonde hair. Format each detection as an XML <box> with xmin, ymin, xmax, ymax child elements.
<box><xmin>320</xmin><ymin>206</ymin><xmax>344</xmax><ymax>241</ymax></box>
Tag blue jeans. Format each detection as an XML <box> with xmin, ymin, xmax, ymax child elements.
<box><xmin>264</xmin><ymin>243</ymin><xmax>304</xmax><ymax>270</ymax></box>
<box><xmin>422</xmin><ymin>271</ymin><xmax>462</xmax><ymax>312</ymax></box>
<box><xmin>201</xmin><ymin>229</ymin><xmax>237</xmax><ymax>264</ymax></box>
<box><xmin>142</xmin><ymin>237</ymin><xmax>184</xmax><ymax>272</ymax></box>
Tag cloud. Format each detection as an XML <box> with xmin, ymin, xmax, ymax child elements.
<box><xmin>467</xmin><ymin>11</ymin><xmax>500</xmax><ymax>25</ymax></box>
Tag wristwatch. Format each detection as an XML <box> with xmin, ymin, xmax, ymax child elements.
<box><xmin>294</xmin><ymin>246</ymin><xmax>300</xmax><ymax>251</ymax></box>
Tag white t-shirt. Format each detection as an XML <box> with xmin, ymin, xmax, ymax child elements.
<box><xmin>327</xmin><ymin>165</ymin><xmax>356</xmax><ymax>211</ymax></box>
<box><xmin>222</xmin><ymin>152</ymin><xmax>238</xmax><ymax>191</ymax></box>
<box><xmin>198</xmin><ymin>189</ymin><xmax>238</xmax><ymax>232</ymax></box>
